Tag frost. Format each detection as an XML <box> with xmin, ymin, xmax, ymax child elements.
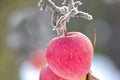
<box><xmin>38</xmin><ymin>0</ymin><xmax>93</xmax><ymax>35</ymax></box>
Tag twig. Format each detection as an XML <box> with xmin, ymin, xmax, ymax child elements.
<box><xmin>38</xmin><ymin>0</ymin><xmax>93</xmax><ymax>35</ymax></box>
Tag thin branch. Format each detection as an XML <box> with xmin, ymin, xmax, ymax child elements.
<box><xmin>76</xmin><ymin>11</ymin><xmax>93</xmax><ymax>20</ymax></box>
<box><xmin>38</xmin><ymin>0</ymin><xmax>68</xmax><ymax>31</ymax></box>
<box><xmin>38</xmin><ymin>0</ymin><xmax>48</xmax><ymax>11</ymax></box>
<box><xmin>54</xmin><ymin>9</ymin><xmax>76</xmax><ymax>30</ymax></box>
<box><xmin>62</xmin><ymin>0</ymin><xmax>74</xmax><ymax>11</ymax></box>
<box><xmin>38</xmin><ymin>0</ymin><xmax>68</xmax><ymax>14</ymax></box>
<box><xmin>62</xmin><ymin>0</ymin><xmax>74</xmax><ymax>6</ymax></box>
<box><xmin>74</xmin><ymin>1</ymin><xmax>82</xmax><ymax>8</ymax></box>
<box><xmin>51</xmin><ymin>12</ymin><xmax>58</xmax><ymax>27</ymax></box>
<box><xmin>38</xmin><ymin>0</ymin><xmax>93</xmax><ymax>35</ymax></box>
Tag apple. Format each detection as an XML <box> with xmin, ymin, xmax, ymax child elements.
<box><xmin>39</xmin><ymin>66</ymin><xmax>65</xmax><ymax>80</ymax></box>
<box><xmin>46</xmin><ymin>32</ymin><xmax>93</xmax><ymax>80</ymax></box>
<box><xmin>28</xmin><ymin>50</ymin><xmax>46</xmax><ymax>69</ymax></box>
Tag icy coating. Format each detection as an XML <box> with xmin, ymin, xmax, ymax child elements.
<box><xmin>38</xmin><ymin>0</ymin><xmax>93</xmax><ymax>35</ymax></box>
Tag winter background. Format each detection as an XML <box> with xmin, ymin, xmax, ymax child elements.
<box><xmin>0</xmin><ymin>0</ymin><xmax>120</xmax><ymax>80</ymax></box>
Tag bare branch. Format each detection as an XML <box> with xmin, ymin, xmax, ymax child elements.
<box><xmin>58</xmin><ymin>6</ymin><xmax>68</xmax><ymax>14</ymax></box>
<box><xmin>62</xmin><ymin>0</ymin><xmax>74</xmax><ymax>6</ymax></box>
<box><xmin>62</xmin><ymin>0</ymin><xmax>74</xmax><ymax>11</ymax></box>
<box><xmin>38</xmin><ymin>0</ymin><xmax>58</xmax><ymax>11</ymax></box>
<box><xmin>56</xmin><ymin>28</ymin><xmax>64</xmax><ymax>36</ymax></box>
<box><xmin>38</xmin><ymin>0</ymin><xmax>68</xmax><ymax>30</ymax></box>
<box><xmin>87</xmin><ymin>72</ymin><xmax>99</xmax><ymax>80</ymax></box>
<box><xmin>74</xmin><ymin>1</ymin><xmax>82</xmax><ymax>8</ymax></box>
<box><xmin>38</xmin><ymin>0</ymin><xmax>93</xmax><ymax>35</ymax></box>
<box><xmin>38</xmin><ymin>0</ymin><xmax>47</xmax><ymax>11</ymax></box>
<box><xmin>51</xmin><ymin>12</ymin><xmax>58</xmax><ymax>27</ymax></box>
<box><xmin>53</xmin><ymin>11</ymin><xmax>71</xmax><ymax>30</ymax></box>
<box><xmin>76</xmin><ymin>11</ymin><xmax>93</xmax><ymax>20</ymax></box>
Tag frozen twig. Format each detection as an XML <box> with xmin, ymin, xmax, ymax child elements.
<box><xmin>62</xmin><ymin>0</ymin><xmax>74</xmax><ymax>11</ymax></box>
<box><xmin>74</xmin><ymin>1</ymin><xmax>82</xmax><ymax>8</ymax></box>
<box><xmin>38</xmin><ymin>0</ymin><xmax>68</xmax><ymax>29</ymax></box>
<box><xmin>38</xmin><ymin>0</ymin><xmax>93</xmax><ymax>35</ymax></box>
<box><xmin>76</xmin><ymin>11</ymin><xmax>93</xmax><ymax>20</ymax></box>
<box><xmin>38</xmin><ymin>0</ymin><xmax>57</xmax><ymax>11</ymax></box>
<box><xmin>53</xmin><ymin>9</ymin><xmax>76</xmax><ymax>30</ymax></box>
<box><xmin>51</xmin><ymin>12</ymin><xmax>58</xmax><ymax>26</ymax></box>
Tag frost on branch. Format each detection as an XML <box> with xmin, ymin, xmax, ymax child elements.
<box><xmin>38</xmin><ymin>0</ymin><xmax>93</xmax><ymax>35</ymax></box>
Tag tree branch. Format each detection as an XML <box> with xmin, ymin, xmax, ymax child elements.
<box><xmin>38</xmin><ymin>0</ymin><xmax>93</xmax><ymax>35</ymax></box>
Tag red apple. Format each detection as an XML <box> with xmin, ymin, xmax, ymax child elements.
<box><xmin>28</xmin><ymin>50</ymin><xmax>46</xmax><ymax>69</ymax></box>
<box><xmin>46</xmin><ymin>32</ymin><xmax>93</xmax><ymax>80</ymax></box>
<box><xmin>39</xmin><ymin>66</ymin><xmax>65</xmax><ymax>80</ymax></box>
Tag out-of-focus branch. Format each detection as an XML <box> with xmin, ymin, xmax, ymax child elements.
<box><xmin>51</xmin><ymin>12</ymin><xmax>58</xmax><ymax>27</ymax></box>
<box><xmin>38</xmin><ymin>0</ymin><xmax>68</xmax><ymax>29</ymax></box>
<box><xmin>62</xmin><ymin>0</ymin><xmax>74</xmax><ymax>11</ymax></box>
<box><xmin>74</xmin><ymin>1</ymin><xmax>82</xmax><ymax>8</ymax></box>
<box><xmin>38</xmin><ymin>0</ymin><xmax>57</xmax><ymax>11</ymax></box>
<box><xmin>87</xmin><ymin>72</ymin><xmax>99</xmax><ymax>80</ymax></box>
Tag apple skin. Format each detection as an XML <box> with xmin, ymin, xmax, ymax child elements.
<box><xmin>39</xmin><ymin>66</ymin><xmax>66</xmax><ymax>80</ymax></box>
<box><xmin>46</xmin><ymin>32</ymin><xmax>93</xmax><ymax>80</ymax></box>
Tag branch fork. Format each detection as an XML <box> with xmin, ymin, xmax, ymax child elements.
<box><xmin>38</xmin><ymin>0</ymin><xmax>93</xmax><ymax>35</ymax></box>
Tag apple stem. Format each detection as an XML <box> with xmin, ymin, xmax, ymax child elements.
<box><xmin>63</xmin><ymin>27</ymin><xmax>67</xmax><ymax>36</ymax></box>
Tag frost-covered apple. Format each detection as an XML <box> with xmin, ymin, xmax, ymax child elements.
<box><xmin>39</xmin><ymin>66</ymin><xmax>65</xmax><ymax>80</ymax></box>
<box><xmin>46</xmin><ymin>32</ymin><xmax>93</xmax><ymax>80</ymax></box>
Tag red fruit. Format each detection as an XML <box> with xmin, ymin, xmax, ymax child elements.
<box><xmin>39</xmin><ymin>66</ymin><xmax>66</xmax><ymax>80</ymax></box>
<box><xmin>28</xmin><ymin>50</ymin><xmax>46</xmax><ymax>69</ymax></box>
<box><xmin>46</xmin><ymin>32</ymin><xmax>93</xmax><ymax>80</ymax></box>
